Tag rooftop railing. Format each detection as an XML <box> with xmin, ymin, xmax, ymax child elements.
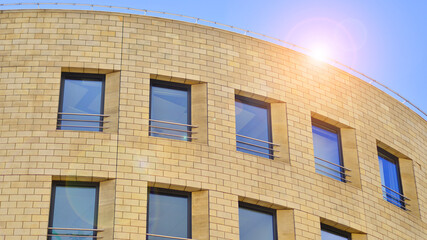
<box><xmin>1</xmin><ymin>2</ymin><xmax>425</xmax><ymax>120</ymax></box>
<box><xmin>149</xmin><ymin>119</ymin><xmax>197</xmax><ymax>141</ymax></box>
<box><xmin>381</xmin><ymin>185</ymin><xmax>410</xmax><ymax>211</ymax></box>
<box><xmin>236</xmin><ymin>134</ymin><xmax>279</xmax><ymax>159</ymax></box>
<box><xmin>57</xmin><ymin>112</ymin><xmax>109</xmax><ymax>132</ymax></box>
<box><xmin>315</xmin><ymin>157</ymin><xmax>351</xmax><ymax>183</ymax></box>
<box><xmin>48</xmin><ymin>227</ymin><xmax>103</xmax><ymax>239</ymax></box>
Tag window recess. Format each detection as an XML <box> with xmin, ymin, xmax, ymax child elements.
<box><xmin>149</xmin><ymin>80</ymin><xmax>197</xmax><ymax>141</ymax></box>
<box><xmin>235</xmin><ymin>96</ymin><xmax>279</xmax><ymax>159</ymax></box>
<box><xmin>57</xmin><ymin>73</ymin><xmax>108</xmax><ymax>132</ymax></box>
<box><xmin>312</xmin><ymin>119</ymin><xmax>351</xmax><ymax>183</ymax></box>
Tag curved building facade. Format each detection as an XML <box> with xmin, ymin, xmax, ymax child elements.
<box><xmin>0</xmin><ymin>9</ymin><xmax>426</xmax><ymax>240</ymax></box>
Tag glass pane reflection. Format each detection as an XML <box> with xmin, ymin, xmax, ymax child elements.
<box><xmin>378</xmin><ymin>152</ymin><xmax>403</xmax><ymax>208</ymax></box>
<box><xmin>312</xmin><ymin>125</ymin><xmax>343</xmax><ymax>181</ymax></box>
<box><xmin>150</xmin><ymin>83</ymin><xmax>190</xmax><ymax>141</ymax></box>
<box><xmin>58</xmin><ymin>76</ymin><xmax>104</xmax><ymax>132</ymax></box>
<box><xmin>235</xmin><ymin>98</ymin><xmax>271</xmax><ymax>158</ymax></box>
<box><xmin>321</xmin><ymin>229</ymin><xmax>349</xmax><ymax>240</ymax></box>
<box><xmin>239</xmin><ymin>205</ymin><xmax>275</xmax><ymax>240</ymax></box>
<box><xmin>49</xmin><ymin>183</ymin><xmax>98</xmax><ymax>240</ymax></box>
<box><xmin>147</xmin><ymin>191</ymin><xmax>190</xmax><ymax>240</ymax></box>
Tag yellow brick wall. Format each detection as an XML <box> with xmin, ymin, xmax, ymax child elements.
<box><xmin>0</xmin><ymin>9</ymin><xmax>426</xmax><ymax>240</ymax></box>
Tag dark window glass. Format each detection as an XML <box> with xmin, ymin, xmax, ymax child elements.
<box><xmin>57</xmin><ymin>73</ymin><xmax>105</xmax><ymax>132</ymax></box>
<box><xmin>378</xmin><ymin>148</ymin><xmax>405</xmax><ymax>209</ymax></box>
<box><xmin>150</xmin><ymin>80</ymin><xmax>191</xmax><ymax>141</ymax></box>
<box><xmin>48</xmin><ymin>182</ymin><xmax>99</xmax><ymax>240</ymax></box>
<box><xmin>321</xmin><ymin>225</ymin><xmax>351</xmax><ymax>240</ymax></box>
<box><xmin>147</xmin><ymin>188</ymin><xmax>191</xmax><ymax>240</ymax></box>
<box><xmin>239</xmin><ymin>203</ymin><xmax>276</xmax><ymax>240</ymax></box>
<box><xmin>312</xmin><ymin>120</ymin><xmax>345</xmax><ymax>182</ymax></box>
<box><xmin>235</xmin><ymin>96</ymin><xmax>272</xmax><ymax>159</ymax></box>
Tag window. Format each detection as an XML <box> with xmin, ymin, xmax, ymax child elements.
<box><xmin>321</xmin><ymin>225</ymin><xmax>351</xmax><ymax>240</ymax></box>
<box><xmin>239</xmin><ymin>203</ymin><xmax>277</xmax><ymax>240</ymax></box>
<box><xmin>235</xmin><ymin>96</ymin><xmax>275</xmax><ymax>159</ymax></box>
<box><xmin>147</xmin><ymin>188</ymin><xmax>191</xmax><ymax>240</ymax></box>
<box><xmin>48</xmin><ymin>181</ymin><xmax>99</xmax><ymax>239</ymax></box>
<box><xmin>57</xmin><ymin>73</ymin><xmax>106</xmax><ymax>132</ymax></box>
<box><xmin>378</xmin><ymin>147</ymin><xmax>407</xmax><ymax>209</ymax></box>
<box><xmin>149</xmin><ymin>80</ymin><xmax>193</xmax><ymax>141</ymax></box>
<box><xmin>312</xmin><ymin>119</ymin><xmax>348</xmax><ymax>182</ymax></box>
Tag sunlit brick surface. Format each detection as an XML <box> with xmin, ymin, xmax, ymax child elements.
<box><xmin>0</xmin><ymin>9</ymin><xmax>426</xmax><ymax>240</ymax></box>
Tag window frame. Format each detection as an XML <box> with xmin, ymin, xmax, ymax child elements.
<box><xmin>48</xmin><ymin>181</ymin><xmax>100</xmax><ymax>239</ymax></box>
<box><xmin>149</xmin><ymin>79</ymin><xmax>192</xmax><ymax>141</ymax></box>
<box><xmin>312</xmin><ymin>119</ymin><xmax>346</xmax><ymax>182</ymax></box>
<box><xmin>235</xmin><ymin>95</ymin><xmax>273</xmax><ymax>159</ymax></box>
<box><xmin>57</xmin><ymin>72</ymin><xmax>106</xmax><ymax>132</ymax></box>
<box><xmin>377</xmin><ymin>147</ymin><xmax>405</xmax><ymax>209</ymax></box>
<box><xmin>147</xmin><ymin>187</ymin><xmax>192</xmax><ymax>239</ymax></box>
<box><xmin>238</xmin><ymin>202</ymin><xmax>278</xmax><ymax>240</ymax></box>
<box><xmin>321</xmin><ymin>224</ymin><xmax>351</xmax><ymax>240</ymax></box>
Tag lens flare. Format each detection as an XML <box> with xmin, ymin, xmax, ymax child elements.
<box><xmin>310</xmin><ymin>45</ymin><xmax>331</xmax><ymax>62</ymax></box>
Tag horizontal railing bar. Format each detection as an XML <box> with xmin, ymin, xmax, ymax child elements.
<box><xmin>58</xmin><ymin>112</ymin><xmax>109</xmax><ymax>117</ymax></box>
<box><xmin>57</xmin><ymin>124</ymin><xmax>108</xmax><ymax>129</ymax></box>
<box><xmin>237</xmin><ymin>146</ymin><xmax>278</xmax><ymax>158</ymax></box>
<box><xmin>236</xmin><ymin>140</ymin><xmax>278</xmax><ymax>152</ymax></box>
<box><xmin>146</xmin><ymin>233</ymin><xmax>193</xmax><ymax>240</ymax></box>
<box><xmin>316</xmin><ymin>168</ymin><xmax>351</xmax><ymax>183</ymax></box>
<box><xmin>315</xmin><ymin>163</ymin><xmax>351</xmax><ymax>177</ymax></box>
<box><xmin>59</xmin><ymin>119</ymin><xmax>109</xmax><ymax>123</ymax></box>
<box><xmin>236</xmin><ymin>134</ymin><xmax>279</xmax><ymax>146</ymax></box>
<box><xmin>149</xmin><ymin>119</ymin><xmax>198</xmax><ymax>128</ymax></box>
<box><xmin>383</xmin><ymin>193</ymin><xmax>410</xmax><ymax>206</ymax></box>
<box><xmin>382</xmin><ymin>185</ymin><xmax>410</xmax><ymax>200</ymax></box>
<box><xmin>315</xmin><ymin>157</ymin><xmax>351</xmax><ymax>171</ymax></box>
<box><xmin>150</xmin><ymin>125</ymin><xmax>196</xmax><ymax>133</ymax></box>
<box><xmin>48</xmin><ymin>227</ymin><xmax>104</xmax><ymax>231</ymax></box>
<box><xmin>47</xmin><ymin>234</ymin><xmax>102</xmax><ymax>239</ymax></box>
<box><xmin>149</xmin><ymin>131</ymin><xmax>197</xmax><ymax>139</ymax></box>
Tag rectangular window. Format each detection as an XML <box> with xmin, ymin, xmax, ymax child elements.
<box><xmin>235</xmin><ymin>96</ymin><xmax>275</xmax><ymax>159</ymax></box>
<box><xmin>321</xmin><ymin>224</ymin><xmax>351</xmax><ymax>240</ymax></box>
<box><xmin>149</xmin><ymin>80</ymin><xmax>193</xmax><ymax>141</ymax></box>
<box><xmin>48</xmin><ymin>181</ymin><xmax>99</xmax><ymax>239</ymax></box>
<box><xmin>312</xmin><ymin>119</ymin><xmax>348</xmax><ymax>182</ymax></box>
<box><xmin>378</xmin><ymin>147</ymin><xmax>407</xmax><ymax>209</ymax></box>
<box><xmin>57</xmin><ymin>73</ymin><xmax>106</xmax><ymax>132</ymax></box>
<box><xmin>147</xmin><ymin>188</ymin><xmax>191</xmax><ymax>240</ymax></box>
<box><xmin>239</xmin><ymin>202</ymin><xmax>277</xmax><ymax>240</ymax></box>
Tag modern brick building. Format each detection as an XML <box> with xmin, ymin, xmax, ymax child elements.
<box><xmin>0</xmin><ymin>9</ymin><xmax>426</xmax><ymax>240</ymax></box>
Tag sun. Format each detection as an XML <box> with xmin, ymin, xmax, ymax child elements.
<box><xmin>310</xmin><ymin>45</ymin><xmax>331</xmax><ymax>62</ymax></box>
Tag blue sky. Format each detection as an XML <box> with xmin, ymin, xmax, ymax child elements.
<box><xmin>2</xmin><ymin>0</ymin><xmax>426</xmax><ymax>118</ymax></box>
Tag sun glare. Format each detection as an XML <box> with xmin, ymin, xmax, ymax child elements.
<box><xmin>310</xmin><ymin>46</ymin><xmax>330</xmax><ymax>62</ymax></box>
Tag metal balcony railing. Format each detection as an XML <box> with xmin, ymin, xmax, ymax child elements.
<box><xmin>48</xmin><ymin>227</ymin><xmax>104</xmax><ymax>239</ymax></box>
<box><xmin>149</xmin><ymin>119</ymin><xmax>197</xmax><ymax>141</ymax></box>
<box><xmin>146</xmin><ymin>233</ymin><xmax>194</xmax><ymax>240</ymax></box>
<box><xmin>315</xmin><ymin>157</ymin><xmax>351</xmax><ymax>183</ymax></box>
<box><xmin>236</xmin><ymin>134</ymin><xmax>279</xmax><ymax>159</ymax></box>
<box><xmin>57</xmin><ymin>112</ymin><xmax>109</xmax><ymax>132</ymax></box>
<box><xmin>381</xmin><ymin>185</ymin><xmax>410</xmax><ymax>211</ymax></box>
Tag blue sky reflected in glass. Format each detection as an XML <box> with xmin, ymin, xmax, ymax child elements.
<box><xmin>235</xmin><ymin>99</ymin><xmax>271</xmax><ymax>158</ymax></box>
<box><xmin>50</xmin><ymin>185</ymin><xmax>97</xmax><ymax>239</ymax></box>
<box><xmin>150</xmin><ymin>84</ymin><xmax>189</xmax><ymax>141</ymax></box>
<box><xmin>378</xmin><ymin>153</ymin><xmax>403</xmax><ymax>207</ymax></box>
<box><xmin>312</xmin><ymin>125</ymin><xmax>342</xmax><ymax>181</ymax></box>
<box><xmin>321</xmin><ymin>229</ymin><xmax>349</xmax><ymax>240</ymax></box>
<box><xmin>239</xmin><ymin>206</ymin><xmax>275</xmax><ymax>240</ymax></box>
<box><xmin>148</xmin><ymin>192</ymin><xmax>189</xmax><ymax>240</ymax></box>
<box><xmin>59</xmin><ymin>78</ymin><xmax>103</xmax><ymax>131</ymax></box>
